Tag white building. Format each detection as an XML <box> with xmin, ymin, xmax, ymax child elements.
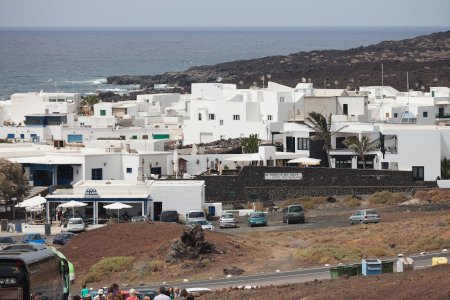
<box><xmin>45</xmin><ymin>179</ymin><xmax>205</xmax><ymax>223</ymax></box>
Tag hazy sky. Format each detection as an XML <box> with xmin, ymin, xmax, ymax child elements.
<box><xmin>1</xmin><ymin>0</ymin><xmax>450</xmax><ymax>27</ymax></box>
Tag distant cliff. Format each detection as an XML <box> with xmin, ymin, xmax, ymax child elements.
<box><xmin>107</xmin><ymin>30</ymin><xmax>450</xmax><ymax>92</ymax></box>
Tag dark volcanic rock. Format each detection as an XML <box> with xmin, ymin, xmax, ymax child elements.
<box><xmin>107</xmin><ymin>30</ymin><xmax>450</xmax><ymax>92</ymax></box>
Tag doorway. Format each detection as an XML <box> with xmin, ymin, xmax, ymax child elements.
<box><xmin>154</xmin><ymin>202</ymin><xmax>162</xmax><ymax>221</ymax></box>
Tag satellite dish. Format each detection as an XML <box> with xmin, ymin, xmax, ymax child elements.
<box><xmin>302</xmin><ymin>77</ymin><xmax>306</xmax><ymax>83</ymax></box>
<box><xmin>217</xmin><ymin>77</ymin><xmax>222</xmax><ymax>82</ymax></box>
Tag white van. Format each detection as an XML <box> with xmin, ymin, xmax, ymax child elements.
<box><xmin>186</xmin><ymin>210</ymin><xmax>207</xmax><ymax>222</ymax></box>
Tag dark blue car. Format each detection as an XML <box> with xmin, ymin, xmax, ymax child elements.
<box><xmin>52</xmin><ymin>232</ymin><xmax>76</xmax><ymax>245</ymax></box>
<box><xmin>22</xmin><ymin>233</ymin><xmax>46</xmax><ymax>244</ymax></box>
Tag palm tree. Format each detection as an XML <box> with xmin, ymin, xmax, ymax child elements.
<box><xmin>79</xmin><ymin>95</ymin><xmax>99</xmax><ymax>116</ymax></box>
<box><xmin>304</xmin><ymin>112</ymin><xmax>347</xmax><ymax>167</ymax></box>
<box><xmin>343</xmin><ymin>136</ymin><xmax>379</xmax><ymax>169</ymax></box>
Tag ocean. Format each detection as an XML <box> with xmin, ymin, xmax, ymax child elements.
<box><xmin>0</xmin><ymin>26</ymin><xmax>447</xmax><ymax>99</ymax></box>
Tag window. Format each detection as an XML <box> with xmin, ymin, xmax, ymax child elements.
<box><xmin>394</xmin><ymin>113</ymin><xmax>398</xmax><ymax>118</ymax></box>
<box><xmin>385</xmin><ymin>113</ymin><xmax>390</xmax><ymax>118</ymax></box>
<box><xmin>100</xmin><ymin>110</ymin><xmax>106</xmax><ymax>116</ymax></box>
<box><xmin>423</xmin><ymin>111</ymin><xmax>428</xmax><ymax>118</ymax></box>
<box><xmin>343</xmin><ymin>104</ymin><xmax>348</xmax><ymax>115</ymax></box>
<box><xmin>208</xmin><ymin>114</ymin><xmax>215</xmax><ymax>120</ymax></box>
<box><xmin>220</xmin><ymin>120</ymin><xmax>223</xmax><ymax>126</ymax></box>
<box><xmin>126</xmin><ymin>168</ymin><xmax>132</xmax><ymax>173</ymax></box>
<box><xmin>267</xmin><ymin>115</ymin><xmax>273</xmax><ymax>121</ymax></box>
<box><xmin>233</xmin><ymin>115</ymin><xmax>240</xmax><ymax>121</ymax></box>
<box><xmin>220</xmin><ymin>135</ymin><xmax>225</xmax><ymax>140</ymax></box>
<box><xmin>297</xmin><ymin>138</ymin><xmax>309</xmax><ymax>150</ymax></box>
<box><xmin>279</xmin><ymin>97</ymin><xmax>285</xmax><ymax>103</ymax></box>
<box><xmin>198</xmin><ymin>113</ymin><xmax>202</xmax><ymax>121</ymax></box>
<box><xmin>412</xmin><ymin>166</ymin><xmax>424</xmax><ymax>181</ymax></box>
<box><xmin>286</xmin><ymin>136</ymin><xmax>295</xmax><ymax>153</ymax></box>
<box><xmin>91</xmin><ymin>168</ymin><xmax>103</xmax><ymax>180</ymax></box>
<box><xmin>381</xmin><ymin>162</ymin><xmax>389</xmax><ymax>169</ymax></box>
<box><xmin>142</xmin><ymin>135</ymin><xmax>148</xmax><ymax>140</ymax></box>
<box><xmin>132</xmin><ymin>135</ymin><xmax>137</xmax><ymax>140</ymax></box>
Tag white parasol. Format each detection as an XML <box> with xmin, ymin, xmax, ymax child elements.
<box><xmin>60</xmin><ymin>200</ymin><xmax>88</xmax><ymax>218</ymax></box>
<box><xmin>15</xmin><ymin>194</ymin><xmax>47</xmax><ymax>208</ymax></box>
<box><xmin>103</xmin><ymin>202</ymin><xmax>132</xmax><ymax>222</ymax></box>
<box><xmin>287</xmin><ymin>157</ymin><xmax>321</xmax><ymax>166</ymax></box>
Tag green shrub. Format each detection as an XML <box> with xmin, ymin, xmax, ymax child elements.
<box><xmin>411</xmin><ymin>236</ymin><xmax>450</xmax><ymax>252</ymax></box>
<box><xmin>342</xmin><ymin>195</ymin><xmax>361</xmax><ymax>207</ymax></box>
<box><xmin>368</xmin><ymin>191</ymin><xmax>408</xmax><ymax>205</ymax></box>
<box><xmin>92</xmin><ymin>256</ymin><xmax>135</xmax><ymax>273</ymax></box>
<box><xmin>148</xmin><ymin>260</ymin><xmax>164</xmax><ymax>272</ymax></box>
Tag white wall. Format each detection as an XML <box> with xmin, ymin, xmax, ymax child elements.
<box><xmin>149</xmin><ymin>181</ymin><xmax>205</xmax><ymax>216</ymax></box>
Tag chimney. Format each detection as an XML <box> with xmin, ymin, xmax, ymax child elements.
<box><xmin>125</xmin><ymin>143</ymin><xmax>130</xmax><ymax>153</ymax></box>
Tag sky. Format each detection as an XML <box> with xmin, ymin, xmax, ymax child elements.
<box><xmin>1</xmin><ymin>0</ymin><xmax>450</xmax><ymax>28</ymax></box>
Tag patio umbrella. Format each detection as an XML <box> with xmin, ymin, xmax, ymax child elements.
<box><xmin>103</xmin><ymin>202</ymin><xmax>132</xmax><ymax>222</ymax></box>
<box><xmin>60</xmin><ymin>200</ymin><xmax>88</xmax><ymax>218</ymax></box>
<box><xmin>15</xmin><ymin>194</ymin><xmax>47</xmax><ymax>208</ymax></box>
<box><xmin>173</xmin><ymin>148</ymin><xmax>179</xmax><ymax>179</ymax></box>
<box><xmin>287</xmin><ymin>157</ymin><xmax>321</xmax><ymax>166</ymax></box>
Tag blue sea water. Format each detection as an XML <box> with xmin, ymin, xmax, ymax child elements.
<box><xmin>0</xmin><ymin>26</ymin><xmax>447</xmax><ymax>99</ymax></box>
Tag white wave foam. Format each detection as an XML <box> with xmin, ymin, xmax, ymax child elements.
<box><xmin>65</xmin><ymin>78</ymin><xmax>107</xmax><ymax>85</ymax></box>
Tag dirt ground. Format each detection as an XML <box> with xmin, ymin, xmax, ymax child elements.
<box><xmin>201</xmin><ymin>264</ymin><xmax>450</xmax><ymax>300</ymax></box>
<box><xmin>60</xmin><ymin>202</ymin><xmax>450</xmax><ymax>297</ymax></box>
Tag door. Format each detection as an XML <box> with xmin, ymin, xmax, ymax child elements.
<box><xmin>57</xmin><ymin>165</ymin><xmax>73</xmax><ymax>185</ymax></box>
<box><xmin>34</xmin><ymin>170</ymin><xmax>53</xmax><ymax>186</ymax></box>
<box><xmin>154</xmin><ymin>202</ymin><xmax>162</xmax><ymax>221</ymax></box>
<box><xmin>286</xmin><ymin>136</ymin><xmax>295</xmax><ymax>152</ymax></box>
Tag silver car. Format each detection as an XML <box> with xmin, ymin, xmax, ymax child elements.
<box><xmin>349</xmin><ymin>209</ymin><xmax>380</xmax><ymax>224</ymax></box>
<box><xmin>219</xmin><ymin>213</ymin><xmax>237</xmax><ymax>229</ymax></box>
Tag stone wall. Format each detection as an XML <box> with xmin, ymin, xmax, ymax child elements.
<box><xmin>200</xmin><ymin>166</ymin><xmax>437</xmax><ymax>202</ymax></box>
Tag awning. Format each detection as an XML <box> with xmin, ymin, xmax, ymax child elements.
<box><xmin>11</xmin><ymin>155</ymin><xmax>83</xmax><ymax>165</ymax></box>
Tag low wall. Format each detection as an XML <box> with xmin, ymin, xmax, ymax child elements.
<box><xmin>200</xmin><ymin>166</ymin><xmax>437</xmax><ymax>202</ymax></box>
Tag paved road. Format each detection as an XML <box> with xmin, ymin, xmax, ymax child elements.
<box><xmin>137</xmin><ymin>251</ymin><xmax>450</xmax><ymax>291</ymax></box>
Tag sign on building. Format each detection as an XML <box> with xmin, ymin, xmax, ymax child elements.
<box><xmin>85</xmin><ymin>188</ymin><xmax>100</xmax><ymax>198</ymax></box>
<box><xmin>264</xmin><ymin>173</ymin><xmax>303</xmax><ymax>180</ymax></box>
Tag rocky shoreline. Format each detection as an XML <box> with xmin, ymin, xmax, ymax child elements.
<box><xmin>107</xmin><ymin>30</ymin><xmax>450</xmax><ymax>93</ymax></box>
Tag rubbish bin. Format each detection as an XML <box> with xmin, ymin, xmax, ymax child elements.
<box><xmin>381</xmin><ymin>260</ymin><xmax>394</xmax><ymax>273</ymax></box>
<box><xmin>330</xmin><ymin>267</ymin><xmax>340</xmax><ymax>279</ymax></box>
<box><xmin>15</xmin><ymin>222</ymin><xmax>22</xmax><ymax>233</ymax></box>
<box><xmin>45</xmin><ymin>223</ymin><xmax>51</xmax><ymax>236</ymax></box>
<box><xmin>362</xmin><ymin>259</ymin><xmax>382</xmax><ymax>276</ymax></box>
<box><xmin>353</xmin><ymin>263</ymin><xmax>363</xmax><ymax>275</ymax></box>
<box><xmin>343</xmin><ymin>264</ymin><xmax>356</xmax><ymax>276</ymax></box>
<box><xmin>432</xmin><ymin>257</ymin><xmax>448</xmax><ymax>266</ymax></box>
<box><xmin>1</xmin><ymin>219</ymin><xmax>8</xmax><ymax>232</ymax></box>
<box><xmin>397</xmin><ymin>257</ymin><xmax>414</xmax><ymax>272</ymax></box>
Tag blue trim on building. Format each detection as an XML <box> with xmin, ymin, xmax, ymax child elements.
<box><xmin>47</xmin><ymin>198</ymin><xmax>151</xmax><ymax>202</ymax></box>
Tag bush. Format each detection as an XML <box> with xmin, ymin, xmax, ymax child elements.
<box><xmin>84</xmin><ymin>256</ymin><xmax>135</xmax><ymax>284</ymax></box>
<box><xmin>342</xmin><ymin>195</ymin><xmax>361</xmax><ymax>207</ymax></box>
<box><xmin>368</xmin><ymin>191</ymin><xmax>408</xmax><ymax>205</ymax></box>
<box><xmin>148</xmin><ymin>260</ymin><xmax>164</xmax><ymax>272</ymax></box>
<box><xmin>281</xmin><ymin>197</ymin><xmax>327</xmax><ymax>210</ymax></box>
<box><xmin>411</xmin><ymin>236</ymin><xmax>450</xmax><ymax>252</ymax></box>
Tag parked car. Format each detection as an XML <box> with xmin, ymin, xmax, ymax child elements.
<box><xmin>22</xmin><ymin>233</ymin><xmax>46</xmax><ymax>244</ymax></box>
<box><xmin>349</xmin><ymin>209</ymin><xmax>380</xmax><ymax>224</ymax></box>
<box><xmin>248</xmin><ymin>212</ymin><xmax>267</xmax><ymax>227</ymax></box>
<box><xmin>131</xmin><ymin>216</ymin><xmax>148</xmax><ymax>222</ymax></box>
<box><xmin>186</xmin><ymin>219</ymin><xmax>215</xmax><ymax>231</ymax></box>
<box><xmin>219</xmin><ymin>213</ymin><xmax>237</xmax><ymax>228</ymax></box>
<box><xmin>0</xmin><ymin>236</ymin><xmax>16</xmax><ymax>250</ymax></box>
<box><xmin>2</xmin><ymin>243</ymin><xmax>47</xmax><ymax>252</ymax></box>
<box><xmin>282</xmin><ymin>204</ymin><xmax>305</xmax><ymax>224</ymax></box>
<box><xmin>67</xmin><ymin>218</ymin><xmax>86</xmax><ymax>232</ymax></box>
<box><xmin>159</xmin><ymin>210</ymin><xmax>180</xmax><ymax>223</ymax></box>
<box><xmin>186</xmin><ymin>210</ymin><xmax>207</xmax><ymax>222</ymax></box>
<box><xmin>52</xmin><ymin>232</ymin><xmax>76</xmax><ymax>245</ymax></box>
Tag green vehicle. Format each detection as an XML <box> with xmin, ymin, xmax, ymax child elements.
<box><xmin>247</xmin><ymin>212</ymin><xmax>267</xmax><ymax>227</ymax></box>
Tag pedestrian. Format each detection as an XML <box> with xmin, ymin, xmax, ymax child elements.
<box><xmin>177</xmin><ymin>289</ymin><xmax>189</xmax><ymax>300</ymax></box>
<box><xmin>81</xmin><ymin>284</ymin><xmax>89</xmax><ymax>298</ymax></box>
<box><xmin>93</xmin><ymin>289</ymin><xmax>106</xmax><ymax>300</ymax></box>
<box><xmin>126</xmin><ymin>288</ymin><xmax>139</xmax><ymax>300</ymax></box>
<box><xmin>72</xmin><ymin>296</ymin><xmax>81</xmax><ymax>300</ymax></box>
<box><xmin>186</xmin><ymin>294</ymin><xmax>194</xmax><ymax>300</ymax></box>
<box><xmin>168</xmin><ymin>287</ymin><xmax>175</xmax><ymax>299</ymax></box>
<box><xmin>111</xmin><ymin>283</ymin><xmax>124</xmax><ymax>300</ymax></box>
<box><xmin>143</xmin><ymin>297</ymin><xmax>151</xmax><ymax>300</ymax></box>
<box><xmin>173</xmin><ymin>287</ymin><xmax>180</xmax><ymax>299</ymax></box>
<box><xmin>154</xmin><ymin>286</ymin><xmax>171</xmax><ymax>300</ymax></box>
<box><xmin>84</xmin><ymin>294</ymin><xmax>92</xmax><ymax>300</ymax></box>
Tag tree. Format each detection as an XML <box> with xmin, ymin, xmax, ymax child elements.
<box><xmin>79</xmin><ymin>95</ymin><xmax>100</xmax><ymax>116</ymax></box>
<box><xmin>343</xmin><ymin>136</ymin><xmax>379</xmax><ymax>169</ymax></box>
<box><xmin>241</xmin><ymin>134</ymin><xmax>260</xmax><ymax>153</ymax></box>
<box><xmin>0</xmin><ymin>159</ymin><xmax>30</xmax><ymax>203</ymax></box>
<box><xmin>441</xmin><ymin>157</ymin><xmax>450</xmax><ymax>179</ymax></box>
<box><xmin>304</xmin><ymin>112</ymin><xmax>347</xmax><ymax>167</ymax></box>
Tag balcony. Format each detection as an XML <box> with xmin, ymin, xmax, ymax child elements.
<box><xmin>436</xmin><ymin>114</ymin><xmax>450</xmax><ymax>119</ymax></box>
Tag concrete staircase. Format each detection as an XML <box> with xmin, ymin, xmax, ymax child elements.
<box><xmin>27</xmin><ymin>186</ymin><xmax>49</xmax><ymax>198</ymax></box>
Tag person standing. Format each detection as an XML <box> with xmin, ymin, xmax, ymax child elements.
<box><xmin>154</xmin><ymin>286</ymin><xmax>171</xmax><ymax>300</ymax></box>
<box><xmin>126</xmin><ymin>289</ymin><xmax>139</xmax><ymax>300</ymax></box>
<box><xmin>93</xmin><ymin>289</ymin><xmax>106</xmax><ymax>300</ymax></box>
<box><xmin>81</xmin><ymin>284</ymin><xmax>89</xmax><ymax>298</ymax></box>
